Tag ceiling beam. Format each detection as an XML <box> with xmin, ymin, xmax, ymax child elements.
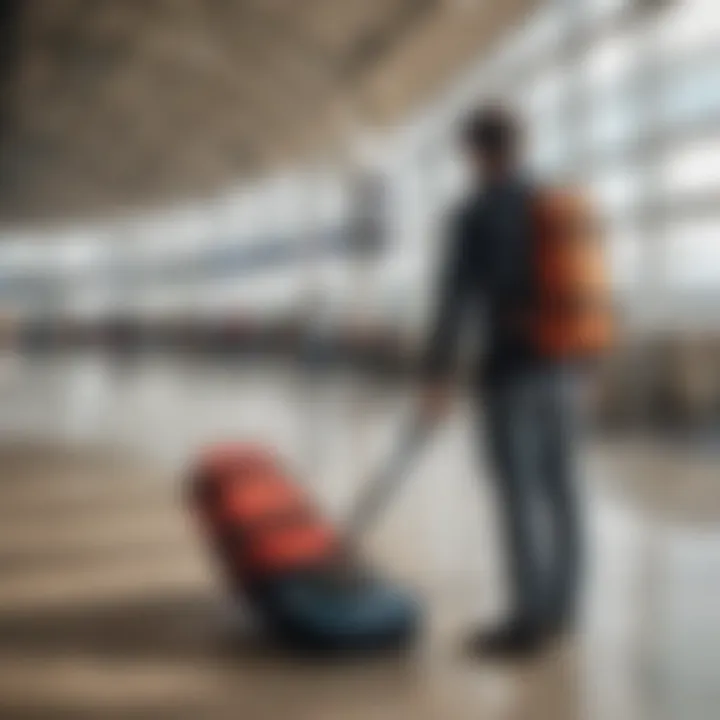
<box><xmin>341</xmin><ymin>0</ymin><xmax>438</xmax><ymax>80</ymax></box>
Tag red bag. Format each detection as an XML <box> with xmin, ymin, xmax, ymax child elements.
<box><xmin>189</xmin><ymin>444</ymin><xmax>339</xmax><ymax>586</ymax></box>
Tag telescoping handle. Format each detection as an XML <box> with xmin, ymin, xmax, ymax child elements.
<box><xmin>346</xmin><ymin>412</ymin><xmax>436</xmax><ymax>539</ymax></box>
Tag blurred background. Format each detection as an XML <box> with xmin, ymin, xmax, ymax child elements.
<box><xmin>0</xmin><ymin>1</ymin><xmax>717</xmax><ymax>718</ymax></box>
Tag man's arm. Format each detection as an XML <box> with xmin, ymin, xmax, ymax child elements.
<box><xmin>420</xmin><ymin>210</ymin><xmax>476</xmax><ymax>415</ymax></box>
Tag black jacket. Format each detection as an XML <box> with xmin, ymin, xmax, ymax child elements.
<box><xmin>423</xmin><ymin>177</ymin><xmax>541</xmax><ymax>383</ymax></box>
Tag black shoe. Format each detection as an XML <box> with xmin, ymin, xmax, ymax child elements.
<box><xmin>544</xmin><ymin>612</ymin><xmax>577</xmax><ymax>641</ymax></box>
<box><xmin>464</xmin><ymin>619</ymin><xmax>546</xmax><ymax>660</ymax></box>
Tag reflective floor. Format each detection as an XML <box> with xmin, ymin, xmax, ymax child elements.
<box><xmin>0</xmin><ymin>352</ymin><xmax>717</xmax><ymax>720</ymax></box>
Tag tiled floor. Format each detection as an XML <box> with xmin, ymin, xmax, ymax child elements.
<box><xmin>0</xmin><ymin>353</ymin><xmax>717</xmax><ymax>719</ymax></box>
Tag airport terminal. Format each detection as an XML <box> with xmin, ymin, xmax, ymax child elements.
<box><xmin>0</xmin><ymin>1</ymin><xmax>717</xmax><ymax>718</ymax></box>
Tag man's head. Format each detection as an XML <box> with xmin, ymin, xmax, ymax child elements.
<box><xmin>461</xmin><ymin>104</ymin><xmax>522</xmax><ymax>182</ymax></box>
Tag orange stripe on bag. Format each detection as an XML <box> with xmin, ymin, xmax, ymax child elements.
<box><xmin>247</xmin><ymin>524</ymin><xmax>337</xmax><ymax>574</ymax></box>
<box><xmin>222</xmin><ymin>475</ymin><xmax>307</xmax><ymax>524</ymax></box>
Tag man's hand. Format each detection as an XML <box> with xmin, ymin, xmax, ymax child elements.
<box><xmin>420</xmin><ymin>381</ymin><xmax>452</xmax><ymax>421</ymax></box>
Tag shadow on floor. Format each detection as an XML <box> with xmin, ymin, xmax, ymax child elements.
<box><xmin>0</xmin><ymin>590</ymin><xmax>420</xmax><ymax>669</ymax></box>
<box><xmin>0</xmin><ymin>591</ymin><xmax>427</xmax><ymax>719</ymax></box>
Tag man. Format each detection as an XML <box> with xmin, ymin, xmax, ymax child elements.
<box><xmin>422</xmin><ymin>105</ymin><xmax>597</xmax><ymax>659</ymax></box>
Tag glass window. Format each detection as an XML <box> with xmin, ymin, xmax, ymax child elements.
<box><xmin>661</xmin><ymin>137</ymin><xmax>720</xmax><ymax>196</ymax></box>
<box><xmin>656</xmin><ymin>0</ymin><xmax>720</xmax><ymax>58</ymax></box>
<box><xmin>666</xmin><ymin>219</ymin><xmax>720</xmax><ymax>290</ymax></box>
<box><xmin>606</xmin><ymin>221</ymin><xmax>643</xmax><ymax>294</ymax></box>
<box><xmin>586</xmin><ymin>92</ymin><xmax>641</xmax><ymax>150</ymax></box>
<box><xmin>660</xmin><ymin>51</ymin><xmax>720</xmax><ymax>130</ymax></box>
<box><xmin>510</xmin><ymin>4</ymin><xmax>566</xmax><ymax>67</ymax></box>
<box><xmin>584</xmin><ymin>0</ymin><xmax>630</xmax><ymax>27</ymax></box>
<box><xmin>588</xmin><ymin>167</ymin><xmax>644</xmax><ymax>220</ymax></box>
<box><xmin>528</xmin><ymin>126</ymin><xmax>570</xmax><ymax>177</ymax></box>
<box><xmin>523</xmin><ymin>66</ymin><xmax>570</xmax><ymax>119</ymax></box>
<box><xmin>522</xmin><ymin>65</ymin><xmax>572</xmax><ymax>175</ymax></box>
<box><xmin>582</xmin><ymin>30</ymin><xmax>637</xmax><ymax>92</ymax></box>
<box><xmin>581</xmin><ymin>30</ymin><xmax>642</xmax><ymax>151</ymax></box>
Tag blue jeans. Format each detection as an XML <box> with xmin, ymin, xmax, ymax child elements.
<box><xmin>484</xmin><ymin>366</ymin><xmax>583</xmax><ymax>628</ymax></box>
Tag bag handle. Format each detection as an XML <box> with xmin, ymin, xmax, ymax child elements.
<box><xmin>345</xmin><ymin>410</ymin><xmax>436</xmax><ymax>539</ymax></box>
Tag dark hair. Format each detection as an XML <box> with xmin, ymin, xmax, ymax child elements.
<box><xmin>462</xmin><ymin>104</ymin><xmax>520</xmax><ymax>158</ymax></box>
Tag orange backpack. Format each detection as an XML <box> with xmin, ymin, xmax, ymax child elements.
<box><xmin>528</xmin><ymin>188</ymin><xmax>613</xmax><ymax>359</ymax></box>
